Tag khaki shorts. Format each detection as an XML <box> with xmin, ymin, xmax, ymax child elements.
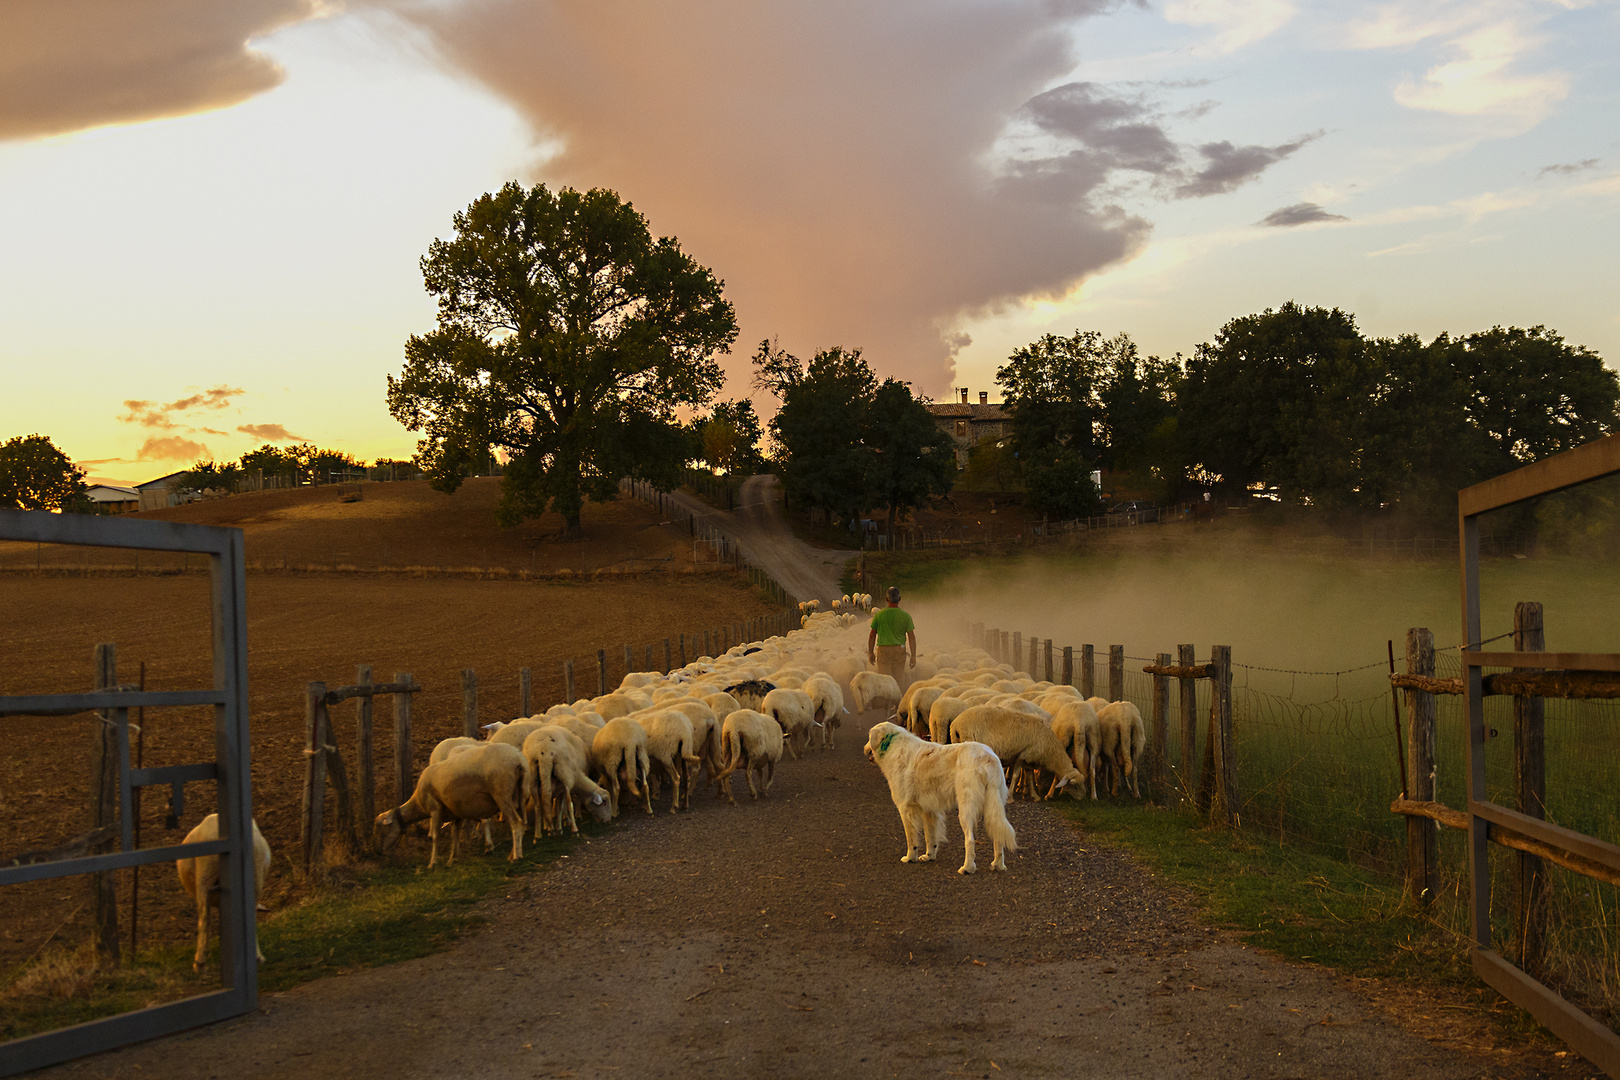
<box><xmin>873</xmin><ymin>644</ymin><xmax>910</xmax><ymax>689</ymax></box>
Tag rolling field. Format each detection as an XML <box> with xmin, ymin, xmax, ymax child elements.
<box><xmin>0</xmin><ymin>481</ymin><xmax>783</xmax><ymax>971</ymax></box>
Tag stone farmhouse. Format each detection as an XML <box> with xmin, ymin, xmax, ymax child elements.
<box><xmin>925</xmin><ymin>389</ymin><xmax>1008</xmax><ymax>468</ymax></box>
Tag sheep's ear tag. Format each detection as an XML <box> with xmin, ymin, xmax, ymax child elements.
<box><xmin>593</xmin><ymin>793</ymin><xmax>604</xmax><ymax>804</ymax></box>
<box><xmin>877</xmin><ymin>732</ymin><xmax>896</xmax><ymax>756</ymax></box>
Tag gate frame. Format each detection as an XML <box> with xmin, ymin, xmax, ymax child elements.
<box><xmin>1458</xmin><ymin>433</ymin><xmax>1620</xmax><ymax>1075</ymax></box>
<box><xmin>0</xmin><ymin>509</ymin><xmax>255</xmax><ymax>1077</ymax></box>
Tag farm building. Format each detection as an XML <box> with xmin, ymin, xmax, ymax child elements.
<box><xmin>925</xmin><ymin>389</ymin><xmax>1008</xmax><ymax>468</ymax></box>
<box><xmin>83</xmin><ymin>484</ymin><xmax>140</xmax><ymax>513</ymax></box>
<box><xmin>137</xmin><ymin>470</ymin><xmax>195</xmax><ymax>511</ymax></box>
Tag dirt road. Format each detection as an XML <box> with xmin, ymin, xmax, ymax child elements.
<box><xmin>43</xmin><ymin>726</ymin><xmax>1585</xmax><ymax>1079</ymax></box>
<box><xmin>667</xmin><ymin>474</ymin><xmax>856</xmax><ymax>605</ymax></box>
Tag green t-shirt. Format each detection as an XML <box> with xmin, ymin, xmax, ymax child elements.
<box><xmin>870</xmin><ymin>606</ymin><xmax>915</xmax><ymax>647</ymax></box>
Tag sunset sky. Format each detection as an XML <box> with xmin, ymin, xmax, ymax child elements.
<box><xmin>3</xmin><ymin>0</ymin><xmax>1615</xmax><ymax>486</ymax></box>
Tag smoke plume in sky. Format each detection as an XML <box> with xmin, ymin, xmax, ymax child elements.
<box><xmin>404</xmin><ymin>0</ymin><xmax>1166</xmax><ymax>395</ymax></box>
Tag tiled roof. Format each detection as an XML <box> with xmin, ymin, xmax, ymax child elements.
<box><xmin>925</xmin><ymin>403</ymin><xmax>1007</xmax><ymax>420</ymax></box>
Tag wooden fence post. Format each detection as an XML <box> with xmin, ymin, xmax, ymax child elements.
<box><xmin>1044</xmin><ymin>639</ymin><xmax>1054</xmax><ymax>683</ymax></box>
<box><xmin>624</xmin><ymin>644</ymin><xmax>634</xmax><ymax>678</ymax></box>
<box><xmin>1405</xmin><ymin>629</ymin><xmax>1438</xmax><ymax>906</ymax></box>
<box><xmin>1178</xmin><ymin>643</ymin><xmax>1197</xmax><ymax>805</ymax></box>
<box><xmin>356</xmin><ymin>665</ymin><xmax>375</xmax><ymax>850</ymax></box>
<box><xmin>679</xmin><ymin>634</ymin><xmax>687</xmax><ymax>667</ymax></box>
<box><xmin>704</xmin><ymin>629</ymin><xmax>712</xmax><ymax>657</ymax></box>
<box><xmin>985</xmin><ymin>629</ymin><xmax>996</xmax><ymax>662</ymax></box>
<box><xmin>302</xmin><ymin>681</ymin><xmax>329</xmax><ymax>874</ymax></box>
<box><xmin>1062</xmin><ymin>646</ymin><xmax>1073</xmax><ymax>687</ymax></box>
<box><xmin>1210</xmin><ymin>645</ymin><xmax>1236</xmax><ymax>827</ymax></box>
<box><xmin>664</xmin><ymin>638</ymin><xmax>672</xmax><ymax>673</ymax></box>
<box><xmin>461</xmin><ymin>669</ymin><xmax>478</xmax><ymax>738</ymax></box>
<box><xmin>519</xmin><ymin>667</ymin><xmax>532</xmax><ymax>717</ymax></box>
<box><xmin>90</xmin><ymin>643</ymin><xmax>120</xmax><ymax>963</ymax></box>
<box><xmin>1000</xmin><ymin>631</ymin><xmax>1011</xmax><ymax>665</ymax></box>
<box><xmin>1514</xmin><ymin>601</ymin><xmax>1547</xmax><ymax>975</ymax></box>
<box><xmin>597</xmin><ymin>649</ymin><xmax>607</xmax><ymax>696</ymax></box>
<box><xmin>1011</xmin><ymin>632</ymin><xmax>1022</xmax><ymax>673</ymax></box>
<box><xmin>1028</xmin><ymin>636</ymin><xmax>1038</xmax><ymax>678</ymax></box>
<box><xmin>564</xmin><ymin>659</ymin><xmax>576</xmax><ymax>703</ymax></box>
<box><xmin>392</xmin><ymin>672</ymin><xmax>413</xmax><ymax>814</ymax></box>
<box><xmin>1151</xmin><ymin>651</ymin><xmax>1171</xmax><ymax>803</ymax></box>
<box><xmin>1080</xmin><ymin>645</ymin><xmax>1095</xmax><ymax>699</ymax></box>
<box><xmin>1108</xmin><ymin>645</ymin><xmax>1124</xmax><ymax>703</ymax></box>
<box><xmin>321</xmin><ymin>696</ymin><xmax>359</xmax><ymax>857</ymax></box>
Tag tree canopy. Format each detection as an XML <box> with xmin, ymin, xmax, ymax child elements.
<box><xmin>387</xmin><ymin>182</ymin><xmax>737</xmax><ymax>535</ymax></box>
<box><xmin>0</xmin><ymin>434</ymin><xmax>87</xmax><ymax>512</ymax></box>
<box><xmin>754</xmin><ymin>341</ymin><xmax>953</xmax><ymax>533</ymax></box>
<box><xmin>1178</xmin><ymin>304</ymin><xmax>1619</xmax><ymax>514</ymax></box>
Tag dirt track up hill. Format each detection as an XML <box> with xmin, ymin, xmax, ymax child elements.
<box><xmin>664</xmin><ymin>474</ymin><xmax>856</xmax><ymax>605</ymax></box>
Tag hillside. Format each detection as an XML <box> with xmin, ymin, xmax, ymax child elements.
<box><xmin>1</xmin><ymin>477</ymin><xmax>712</xmax><ymax>576</ymax></box>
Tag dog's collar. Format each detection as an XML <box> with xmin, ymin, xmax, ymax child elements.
<box><xmin>877</xmin><ymin>731</ymin><xmax>896</xmax><ymax>756</ymax></box>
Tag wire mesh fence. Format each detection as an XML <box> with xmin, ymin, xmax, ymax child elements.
<box><xmin>986</xmin><ymin>625</ymin><xmax>1620</xmax><ymax>1029</ymax></box>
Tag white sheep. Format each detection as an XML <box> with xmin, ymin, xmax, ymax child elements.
<box><xmin>591</xmin><ymin>717</ymin><xmax>653</xmax><ymax>817</ymax></box>
<box><xmin>760</xmin><ymin>686</ymin><xmax>817</xmax><ymax>759</ymax></box>
<box><xmin>927</xmin><ymin>695</ymin><xmax>975</xmax><ymax>744</ymax></box>
<box><xmin>849</xmin><ymin>671</ymin><xmax>902</xmax><ymax>715</ymax></box>
<box><xmin>1049</xmin><ymin>699</ymin><xmax>1102</xmax><ymax>799</ymax></box>
<box><xmin>712</xmin><ymin>708</ymin><xmax>784</xmax><ymax>804</ymax></box>
<box><xmin>1097</xmin><ymin>700</ymin><xmax>1148</xmax><ymax>798</ymax></box>
<box><xmin>947</xmin><ymin>705</ymin><xmax>1083</xmax><ymax>798</ymax></box>
<box><xmin>639</xmin><ymin>709</ymin><xmax>704</xmax><ymax>811</ymax></box>
<box><xmin>375</xmin><ymin>742</ymin><xmax>528</xmax><ymax>867</ymax></box>
<box><xmin>802</xmin><ymin>673</ymin><xmax>845</xmax><ymax>750</ymax></box>
<box><xmin>176</xmin><ymin>814</ymin><xmax>272</xmax><ymax>972</ymax></box>
<box><xmin>521</xmin><ymin>725</ymin><xmax>611</xmax><ymax>837</ymax></box>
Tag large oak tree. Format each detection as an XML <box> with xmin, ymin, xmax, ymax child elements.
<box><xmin>388</xmin><ymin>183</ymin><xmax>737</xmax><ymax>536</ymax></box>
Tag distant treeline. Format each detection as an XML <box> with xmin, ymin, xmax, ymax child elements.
<box><xmin>975</xmin><ymin>303</ymin><xmax>1618</xmax><ymax>526</ymax></box>
<box><xmin>180</xmin><ymin>444</ymin><xmax>417</xmax><ymax>491</ymax></box>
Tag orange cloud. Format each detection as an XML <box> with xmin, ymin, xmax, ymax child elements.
<box><xmin>237</xmin><ymin>423</ymin><xmax>305</xmax><ymax>442</ymax></box>
<box><xmin>120</xmin><ymin>385</ymin><xmax>244</xmax><ymax>428</ymax></box>
<box><xmin>0</xmin><ymin>0</ymin><xmax>324</xmax><ymax>142</ymax></box>
<box><xmin>138</xmin><ymin>436</ymin><xmax>210</xmax><ymax>462</ymax></box>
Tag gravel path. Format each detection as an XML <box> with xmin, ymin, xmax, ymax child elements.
<box><xmin>664</xmin><ymin>474</ymin><xmax>855</xmax><ymax>605</ymax></box>
<box><xmin>43</xmin><ymin>727</ymin><xmax>1590</xmax><ymax>1079</ymax></box>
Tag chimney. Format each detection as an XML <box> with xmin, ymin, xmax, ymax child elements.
<box><xmin>959</xmin><ymin>388</ymin><xmax>968</xmax><ymax>404</ymax></box>
<box><xmin>979</xmin><ymin>391</ymin><xmax>988</xmax><ymax>405</ymax></box>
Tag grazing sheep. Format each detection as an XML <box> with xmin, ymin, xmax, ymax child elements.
<box><xmin>899</xmin><ymin>683</ymin><xmax>948</xmax><ymax>736</ymax></box>
<box><xmin>712</xmin><ymin>709</ymin><xmax>784</xmax><ymax>804</ymax></box>
<box><xmin>760</xmin><ymin>686</ymin><xmax>816</xmax><ymax>759</ymax></box>
<box><xmin>724</xmin><ymin>679</ymin><xmax>776</xmax><ymax>711</ymax></box>
<box><xmin>521</xmin><ymin>725</ymin><xmax>611</xmax><ymax>837</ymax></box>
<box><xmin>487</xmin><ymin>719</ymin><xmax>548</xmax><ymax>749</ymax></box>
<box><xmin>1049</xmin><ymin>699</ymin><xmax>1102</xmax><ymax>799</ymax></box>
<box><xmin>429</xmin><ymin>736</ymin><xmax>482</xmax><ymax>764</ymax></box>
<box><xmin>591</xmin><ymin>718</ymin><xmax>653</xmax><ymax>817</ymax></box>
<box><xmin>1097</xmin><ymin>701</ymin><xmax>1148</xmax><ymax>798</ymax></box>
<box><xmin>375</xmin><ymin>742</ymin><xmax>529</xmax><ymax>867</ymax></box>
<box><xmin>639</xmin><ymin>710</ymin><xmax>704</xmax><ymax>811</ymax></box>
<box><xmin>927</xmin><ymin>695</ymin><xmax>975</xmax><ymax>744</ymax></box>
<box><xmin>948</xmin><ymin>705</ymin><xmax>1083</xmax><ymax>798</ymax></box>
<box><xmin>849</xmin><ymin>671</ymin><xmax>902</xmax><ymax>715</ymax></box>
<box><xmin>662</xmin><ymin>698</ymin><xmax>723</xmax><ymax>781</ymax></box>
<box><xmin>176</xmin><ymin>814</ymin><xmax>272</xmax><ymax>972</ymax></box>
<box><xmin>802</xmin><ymin>673</ymin><xmax>845</xmax><ymax>750</ymax></box>
<box><xmin>592</xmin><ymin>692</ymin><xmax>645</xmax><ymax>720</ymax></box>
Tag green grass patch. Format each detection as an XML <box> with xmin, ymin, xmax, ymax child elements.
<box><xmin>1049</xmin><ymin>800</ymin><xmax>1468</xmax><ymax>983</ymax></box>
<box><xmin>0</xmin><ymin>828</ymin><xmax>594</xmax><ymax>1042</ymax></box>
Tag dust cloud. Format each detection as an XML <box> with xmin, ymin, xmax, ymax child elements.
<box><xmin>901</xmin><ymin>548</ymin><xmax>1620</xmax><ymax>674</ymax></box>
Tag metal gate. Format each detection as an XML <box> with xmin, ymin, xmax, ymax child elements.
<box><xmin>0</xmin><ymin>509</ymin><xmax>256</xmax><ymax>1077</ymax></box>
<box><xmin>1458</xmin><ymin>434</ymin><xmax>1620</xmax><ymax>1075</ymax></box>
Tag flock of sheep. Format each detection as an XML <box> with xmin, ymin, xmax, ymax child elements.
<box><xmin>172</xmin><ymin>605</ymin><xmax>1150</xmax><ymax>969</ymax></box>
<box><xmin>370</xmin><ymin>606</ymin><xmax>1150</xmax><ymax>871</ymax></box>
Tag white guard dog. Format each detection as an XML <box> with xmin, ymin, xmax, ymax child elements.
<box><xmin>862</xmin><ymin>721</ymin><xmax>1017</xmax><ymax>874</ymax></box>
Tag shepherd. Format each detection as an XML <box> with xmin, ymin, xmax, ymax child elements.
<box><xmin>867</xmin><ymin>585</ymin><xmax>916</xmax><ymax>691</ymax></box>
